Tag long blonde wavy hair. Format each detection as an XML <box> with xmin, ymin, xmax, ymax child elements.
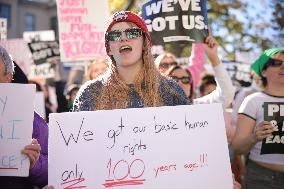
<box><xmin>95</xmin><ymin>29</ymin><xmax>164</xmax><ymax>110</ymax></box>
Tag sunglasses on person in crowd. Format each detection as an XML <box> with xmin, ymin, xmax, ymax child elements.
<box><xmin>159</xmin><ymin>62</ymin><xmax>178</xmax><ymax>69</ymax></box>
<box><xmin>106</xmin><ymin>28</ymin><xmax>143</xmax><ymax>41</ymax></box>
<box><xmin>267</xmin><ymin>59</ymin><xmax>284</xmax><ymax>67</ymax></box>
<box><xmin>171</xmin><ymin>76</ymin><xmax>192</xmax><ymax>84</ymax></box>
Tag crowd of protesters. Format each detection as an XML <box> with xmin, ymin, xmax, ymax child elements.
<box><xmin>0</xmin><ymin>10</ymin><xmax>283</xmax><ymax>189</ymax></box>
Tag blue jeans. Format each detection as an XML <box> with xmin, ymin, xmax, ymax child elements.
<box><xmin>244</xmin><ymin>160</ymin><xmax>284</xmax><ymax>189</ymax></box>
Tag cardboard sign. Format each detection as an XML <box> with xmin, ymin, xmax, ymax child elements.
<box><xmin>49</xmin><ymin>104</ymin><xmax>232</xmax><ymax>188</ymax></box>
<box><xmin>57</xmin><ymin>0</ymin><xmax>109</xmax><ymax>62</ymax></box>
<box><xmin>0</xmin><ymin>84</ymin><xmax>35</xmax><ymax>176</ymax></box>
<box><xmin>142</xmin><ymin>0</ymin><xmax>208</xmax><ymax>45</ymax></box>
<box><xmin>261</xmin><ymin>102</ymin><xmax>284</xmax><ymax>154</ymax></box>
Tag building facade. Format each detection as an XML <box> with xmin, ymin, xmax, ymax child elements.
<box><xmin>0</xmin><ymin>0</ymin><xmax>57</xmax><ymax>39</ymax></box>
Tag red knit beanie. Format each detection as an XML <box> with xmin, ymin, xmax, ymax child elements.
<box><xmin>105</xmin><ymin>11</ymin><xmax>152</xmax><ymax>56</ymax></box>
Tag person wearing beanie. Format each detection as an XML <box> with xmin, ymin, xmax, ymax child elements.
<box><xmin>73</xmin><ymin>11</ymin><xmax>190</xmax><ymax>111</ymax></box>
<box><xmin>0</xmin><ymin>45</ymin><xmax>48</xmax><ymax>188</ymax></box>
<box><xmin>251</xmin><ymin>48</ymin><xmax>284</xmax><ymax>77</ymax></box>
<box><xmin>50</xmin><ymin>11</ymin><xmax>241</xmax><ymax>189</ymax></box>
<box><xmin>232</xmin><ymin>48</ymin><xmax>284</xmax><ymax>188</ymax></box>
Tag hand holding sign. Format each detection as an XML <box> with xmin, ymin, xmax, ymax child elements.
<box><xmin>253</xmin><ymin>121</ymin><xmax>274</xmax><ymax>142</ymax></box>
<box><xmin>42</xmin><ymin>185</ymin><xmax>54</xmax><ymax>189</ymax></box>
<box><xmin>142</xmin><ymin>0</ymin><xmax>208</xmax><ymax>45</ymax></box>
<box><xmin>21</xmin><ymin>138</ymin><xmax>41</xmax><ymax>169</ymax></box>
<box><xmin>204</xmin><ymin>31</ymin><xmax>220</xmax><ymax>67</ymax></box>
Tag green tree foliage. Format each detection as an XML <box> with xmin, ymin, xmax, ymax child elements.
<box><xmin>208</xmin><ymin>0</ymin><xmax>284</xmax><ymax>54</ymax></box>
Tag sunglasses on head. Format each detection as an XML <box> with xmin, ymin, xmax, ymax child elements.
<box><xmin>106</xmin><ymin>28</ymin><xmax>143</xmax><ymax>42</ymax></box>
<box><xmin>171</xmin><ymin>76</ymin><xmax>192</xmax><ymax>84</ymax></box>
<box><xmin>266</xmin><ymin>59</ymin><xmax>284</xmax><ymax>67</ymax></box>
<box><xmin>159</xmin><ymin>62</ymin><xmax>178</xmax><ymax>69</ymax></box>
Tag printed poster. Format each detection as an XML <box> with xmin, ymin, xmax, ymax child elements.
<box><xmin>261</xmin><ymin>102</ymin><xmax>284</xmax><ymax>154</ymax></box>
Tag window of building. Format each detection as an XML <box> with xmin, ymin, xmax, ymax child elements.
<box><xmin>24</xmin><ymin>14</ymin><xmax>35</xmax><ymax>31</ymax></box>
<box><xmin>50</xmin><ymin>16</ymin><xmax>58</xmax><ymax>38</ymax></box>
<box><xmin>0</xmin><ymin>3</ymin><xmax>11</xmax><ymax>28</ymax></box>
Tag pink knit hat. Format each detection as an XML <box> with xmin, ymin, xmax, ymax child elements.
<box><xmin>105</xmin><ymin>11</ymin><xmax>152</xmax><ymax>55</ymax></box>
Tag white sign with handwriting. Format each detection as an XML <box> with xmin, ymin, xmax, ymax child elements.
<box><xmin>48</xmin><ymin>103</ymin><xmax>232</xmax><ymax>188</ymax></box>
<box><xmin>0</xmin><ymin>84</ymin><xmax>35</xmax><ymax>176</ymax></box>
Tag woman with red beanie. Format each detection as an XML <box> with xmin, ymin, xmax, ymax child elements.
<box><xmin>44</xmin><ymin>11</ymin><xmax>240</xmax><ymax>189</ymax></box>
<box><xmin>73</xmin><ymin>11</ymin><xmax>190</xmax><ymax>111</ymax></box>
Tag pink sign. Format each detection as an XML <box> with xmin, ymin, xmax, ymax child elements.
<box><xmin>0</xmin><ymin>39</ymin><xmax>33</xmax><ymax>75</ymax></box>
<box><xmin>57</xmin><ymin>0</ymin><xmax>109</xmax><ymax>62</ymax></box>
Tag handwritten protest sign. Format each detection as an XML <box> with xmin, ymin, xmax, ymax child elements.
<box><xmin>49</xmin><ymin>104</ymin><xmax>232</xmax><ymax>188</ymax></box>
<box><xmin>0</xmin><ymin>84</ymin><xmax>35</xmax><ymax>176</ymax></box>
<box><xmin>57</xmin><ymin>0</ymin><xmax>109</xmax><ymax>62</ymax></box>
<box><xmin>261</xmin><ymin>102</ymin><xmax>284</xmax><ymax>154</ymax></box>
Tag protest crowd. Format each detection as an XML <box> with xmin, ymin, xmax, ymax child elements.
<box><xmin>0</xmin><ymin>1</ymin><xmax>283</xmax><ymax>189</ymax></box>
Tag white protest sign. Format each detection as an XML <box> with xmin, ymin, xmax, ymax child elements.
<box><xmin>23</xmin><ymin>30</ymin><xmax>55</xmax><ymax>43</ymax></box>
<box><xmin>0</xmin><ymin>39</ymin><xmax>33</xmax><ymax>75</ymax></box>
<box><xmin>236</xmin><ymin>51</ymin><xmax>261</xmax><ymax>64</ymax></box>
<box><xmin>222</xmin><ymin>61</ymin><xmax>252</xmax><ymax>89</ymax></box>
<box><xmin>49</xmin><ymin>104</ymin><xmax>233</xmax><ymax>188</ymax></box>
<box><xmin>34</xmin><ymin>92</ymin><xmax>46</xmax><ymax>119</ymax></box>
<box><xmin>57</xmin><ymin>0</ymin><xmax>110</xmax><ymax>62</ymax></box>
<box><xmin>0</xmin><ymin>18</ymin><xmax>7</xmax><ymax>40</ymax></box>
<box><xmin>29</xmin><ymin>63</ymin><xmax>55</xmax><ymax>79</ymax></box>
<box><xmin>0</xmin><ymin>84</ymin><xmax>35</xmax><ymax>176</ymax></box>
